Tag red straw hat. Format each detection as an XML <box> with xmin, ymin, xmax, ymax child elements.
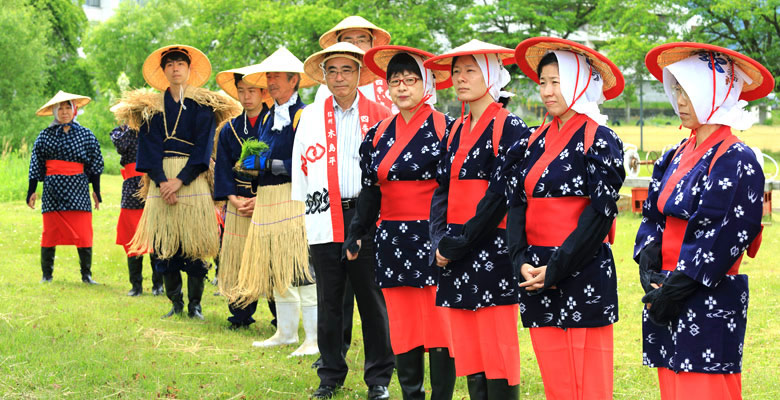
<box><xmin>515</xmin><ymin>37</ymin><xmax>625</xmax><ymax>100</ymax></box>
<box><xmin>364</xmin><ymin>45</ymin><xmax>452</xmax><ymax>89</ymax></box>
<box><xmin>645</xmin><ymin>42</ymin><xmax>774</xmax><ymax>102</ymax></box>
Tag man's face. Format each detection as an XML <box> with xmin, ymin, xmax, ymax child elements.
<box><xmin>236</xmin><ymin>79</ymin><xmax>266</xmax><ymax>113</ymax></box>
<box><xmin>266</xmin><ymin>72</ymin><xmax>299</xmax><ymax>104</ymax></box>
<box><xmin>324</xmin><ymin>57</ymin><xmax>360</xmax><ymax>99</ymax></box>
<box><xmin>163</xmin><ymin>59</ymin><xmax>190</xmax><ymax>86</ymax></box>
<box><xmin>339</xmin><ymin>29</ymin><xmax>372</xmax><ymax>51</ymax></box>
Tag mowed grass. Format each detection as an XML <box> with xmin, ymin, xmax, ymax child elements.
<box><xmin>0</xmin><ymin>174</ymin><xmax>778</xmax><ymax>399</ymax></box>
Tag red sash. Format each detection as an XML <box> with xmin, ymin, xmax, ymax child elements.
<box><xmin>323</xmin><ymin>93</ymin><xmax>391</xmax><ymax>241</ymax></box>
<box><xmin>662</xmin><ymin>216</ymin><xmax>743</xmax><ymax>275</ymax></box>
<box><xmin>45</xmin><ymin>160</ymin><xmax>83</xmax><ymax>176</ymax></box>
<box><xmin>373</xmin><ymin>79</ymin><xmax>394</xmax><ymax>109</ymax></box>
<box><xmin>523</xmin><ymin>114</ymin><xmax>614</xmax><ymax>246</ymax></box>
<box><xmin>446</xmin><ymin>102</ymin><xmax>507</xmax><ymax>227</ymax></box>
<box><xmin>120</xmin><ymin>162</ymin><xmax>144</xmax><ymax>180</ymax></box>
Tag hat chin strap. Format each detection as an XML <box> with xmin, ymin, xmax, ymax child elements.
<box><xmin>541</xmin><ymin>56</ymin><xmax>592</xmax><ymax>128</ymax></box>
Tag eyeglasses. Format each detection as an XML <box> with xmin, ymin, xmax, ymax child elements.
<box><xmin>672</xmin><ymin>83</ymin><xmax>690</xmax><ymax>101</ymax></box>
<box><xmin>325</xmin><ymin>68</ymin><xmax>357</xmax><ymax>79</ymax></box>
<box><xmin>388</xmin><ymin>77</ymin><xmax>421</xmax><ymax>87</ymax></box>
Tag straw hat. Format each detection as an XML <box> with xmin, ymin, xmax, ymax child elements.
<box><xmin>423</xmin><ymin>39</ymin><xmax>515</xmax><ymax>82</ymax></box>
<box><xmin>364</xmin><ymin>45</ymin><xmax>452</xmax><ymax>89</ymax></box>
<box><xmin>36</xmin><ymin>90</ymin><xmax>91</xmax><ymax>116</ymax></box>
<box><xmin>242</xmin><ymin>47</ymin><xmax>318</xmax><ymax>89</ymax></box>
<box><xmin>216</xmin><ymin>64</ymin><xmax>274</xmax><ymax>107</ymax></box>
<box><xmin>318</xmin><ymin>15</ymin><xmax>391</xmax><ymax>49</ymax></box>
<box><xmin>515</xmin><ymin>37</ymin><xmax>625</xmax><ymax>100</ymax></box>
<box><xmin>645</xmin><ymin>42</ymin><xmax>774</xmax><ymax>102</ymax></box>
<box><xmin>142</xmin><ymin>44</ymin><xmax>211</xmax><ymax>92</ymax></box>
<box><xmin>303</xmin><ymin>42</ymin><xmax>378</xmax><ymax>86</ymax></box>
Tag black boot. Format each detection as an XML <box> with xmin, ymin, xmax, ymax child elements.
<box><xmin>162</xmin><ymin>271</ymin><xmax>184</xmax><ymax>318</ymax></box>
<box><xmin>127</xmin><ymin>256</ymin><xmax>143</xmax><ymax>296</ymax></box>
<box><xmin>396</xmin><ymin>346</ymin><xmax>425</xmax><ymax>400</ymax></box>
<box><xmin>467</xmin><ymin>372</ymin><xmax>488</xmax><ymax>400</ymax></box>
<box><xmin>149</xmin><ymin>254</ymin><xmax>165</xmax><ymax>295</ymax></box>
<box><xmin>78</xmin><ymin>247</ymin><xmax>98</xmax><ymax>285</ymax></box>
<box><xmin>187</xmin><ymin>274</ymin><xmax>205</xmax><ymax>320</ymax></box>
<box><xmin>41</xmin><ymin>247</ymin><xmax>55</xmax><ymax>283</ymax></box>
<box><xmin>486</xmin><ymin>378</ymin><xmax>519</xmax><ymax>400</ymax></box>
<box><xmin>429</xmin><ymin>347</ymin><xmax>456</xmax><ymax>400</ymax></box>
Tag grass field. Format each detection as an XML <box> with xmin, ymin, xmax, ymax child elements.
<box><xmin>0</xmin><ymin>175</ymin><xmax>778</xmax><ymax>399</ymax></box>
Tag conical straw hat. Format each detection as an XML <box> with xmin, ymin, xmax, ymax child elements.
<box><xmin>423</xmin><ymin>39</ymin><xmax>515</xmax><ymax>83</ymax></box>
<box><xmin>243</xmin><ymin>47</ymin><xmax>317</xmax><ymax>89</ymax></box>
<box><xmin>142</xmin><ymin>44</ymin><xmax>211</xmax><ymax>92</ymax></box>
<box><xmin>303</xmin><ymin>42</ymin><xmax>378</xmax><ymax>86</ymax></box>
<box><xmin>319</xmin><ymin>15</ymin><xmax>391</xmax><ymax>49</ymax></box>
<box><xmin>364</xmin><ymin>45</ymin><xmax>452</xmax><ymax>89</ymax></box>
<box><xmin>36</xmin><ymin>90</ymin><xmax>91</xmax><ymax>116</ymax></box>
<box><xmin>216</xmin><ymin>64</ymin><xmax>273</xmax><ymax>106</ymax></box>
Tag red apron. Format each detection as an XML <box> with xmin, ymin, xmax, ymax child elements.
<box><xmin>41</xmin><ymin>160</ymin><xmax>92</xmax><ymax>247</ymax></box>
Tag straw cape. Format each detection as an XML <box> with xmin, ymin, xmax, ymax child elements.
<box><xmin>243</xmin><ymin>47</ymin><xmax>318</xmax><ymax>89</ymax></box>
<box><xmin>142</xmin><ymin>44</ymin><xmax>212</xmax><ymax>92</ymax></box>
<box><xmin>233</xmin><ymin>183</ymin><xmax>310</xmax><ymax>307</ymax></box>
<box><xmin>215</xmin><ymin>64</ymin><xmax>273</xmax><ymax>106</ymax></box>
<box><xmin>36</xmin><ymin>91</ymin><xmax>91</xmax><ymax>116</ymax></box>
<box><xmin>318</xmin><ymin>15</ymin><xmax>391</xmax><ymax>49</ymax></box>
<box><xmin>515</xmin><ymin>37</ymin><xmax>625</xmax><ymax>101</ymax></box>
<box><xmin>219</xmin><ymin>202</ymin><xmax>253</xmax><ymax>302</ymax></box>
<box><xmin>645</xmin><ymin>42</ymin><xmax>774</xmax><ymax>102</ymax></box>
<box><xmin>364</xmin><ymin>45</ymin><xmax>452</xmax><ymax>89</ymax></box>
<box><xmin>303</xmin><ymin>42</ymin><xmax>378</xmax><ymax>86</ymax></box>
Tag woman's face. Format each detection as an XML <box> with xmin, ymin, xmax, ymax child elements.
<box><xmin>388</xmin><ymin>70</ymin><xmax>425</xmax><ymax>111</ymax></box>
<box><xmin>673</xmin><ymin>83</ymin><xmax>701</xmax><ymax>130</ymax></box>
<box><xmin>539</xmin><ymin>63</ymin><xmax>569</xmax><ymax>118</ymax></box>
<box><xmin>452</xmin><ymin>55</ymin><xmax>488</xmax><ymax>102</ymax></box>
<box><xmin>57</xmin><ymin>101</ymin><xmax>74</xmax><ymax>124</ymax></box>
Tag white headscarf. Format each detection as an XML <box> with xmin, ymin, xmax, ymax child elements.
<box><xmin>552</xmin><ymin>50</ymin><xmax>608</xmax><ymax>125</ymax></box>
<box><xmin>271</xmin><ymin>91</ymin><xmax>299</xmax><ymax>132</ymax></box>
<box><xmin>662</xmin><ymin>53</ymin><xmax>754</xmax><ymax>130</ymax></box>
<box><xmin>407</xmin><ymin>53</ymin><xmax>437</xmax><ymax>105</ymax></box>
<box><xmin>472</xmin><ymin>53</ymin><xmax>513</xmax><ymax>101</ymax></box>
<box><xmin>50</xmin><ymin>100</ymin><xmax>77</xmax><ymax>127</ymax></box>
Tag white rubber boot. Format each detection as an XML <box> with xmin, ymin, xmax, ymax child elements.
<box><xmin>252</xmin><ymin>288</ymin><xmax>300</xmax><ymax>347</ymax></box>
<box><xmin>290</xmin><ymin>285</ymin><xmax>318</xmax><ymax>356</ymax></box>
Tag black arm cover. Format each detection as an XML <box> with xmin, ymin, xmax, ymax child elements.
<box><xmin>638</xmin><ymin>241</ymin><xmax>667</xmax><ymax>294</ymax></box>
<box><xmin>428</xmin><ymin>185</ymin><xmax>449</xmax><ymax>266</ymax></box>
<box><xmin>506</xmin><ymin>203</ymin><xmax>529</xmax><ymax>283</ymax></box>
<box><xmin>89</xmin><ymin>174</ymin><xmax>102</xmax><ymax>203</ymax></box>
<box><xmin>341</xmin><ymin>185</ymin><xmax>381</xmax><ymax>261</ymax></box>
<box><xmin>540</xmin><ymin>206</ymin><xmax>612</xmax><ymax>293</ymax></box>
<box><xmin>641</xmin><ymin>270</ymin><xmax>701</xmax><ymax>326</ymax></box>
<box><xmin>27</xmin><ymin>179</ymin><xmax>38</xmax><ymax>203</ymax></box>
<box><xmin>438</xmin><ymin>190</ymin><xmax>507</xmax><ymax>261</ymax></box>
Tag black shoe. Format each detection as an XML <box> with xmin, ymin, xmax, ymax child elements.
<box><xmin>40</xmin><ymin>276</ymin><xmax>53</xmax><ymax>283</ymax></box>
<box><xmin>127</xmin><ymin>287</ymin><xmax>142</xmax><ymax>296</ymax></box>
<box><xmin>41</xmin><ymin>246</ymin><xmax>55</xmax><ymax>282</ymax></box>
<box><xmin>152</xmin><ymin>285</ymin><xmax>165</xmax><ymax>296</ymax></box>
<box><xmin>162</xmin><ymin>306</ymin><xmax>183</xmax><ymax>318</ymax></box>
<box><xmin>78</xmin><ymin>247</ymin><xmax>98</xmax><ymax>284</ymax></box>
<box><xmin>161</xmin><ymin>272</ymin><xmax>184</xmax><ymax>319</ymax></box>
<box><xmin>187</xmin><ymin>273</ymin><xmax>205</xmax><ymax>320</ymax></box>
<box><xmin>310</xmin><ymin>356</ymin><xmax>323</xmax><ymax>369</ymax></box>
<box><xmin>127</xmin><ymin>256</ymin><xmax>143</xmax><ymax>294</ymax></box>
<box><xmin>311</xmin><ymin>385</ymin><xmax>339</xmax><ymax>399</ymax></box>
<box><xmin>228</xmin><ymin>322</ymin><xmax>248</xmax><ymax>331</ymax></box>
<box><xmin>82</xmin><ymin>275</ymin><xmax>99</xmax><ymax>285</ymax></box>
<box><xmin>367</xmin><ymin>385</ymin><xmax>389</xmax><ymax>400</ymax></box>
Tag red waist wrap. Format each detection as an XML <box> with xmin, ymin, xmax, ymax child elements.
<box><xmin>121</xmin><ymin>162</ymin><xmax>144</xmax><ymax>180</ymax></box>
<box><xmin>447</xmin><ymin>179</ymin><xmax>507</xmax><ymax>228</ymax></box>
<box><xmin>526</xmin><ymin>197</ymin><xmax>613</xmax><ymax>247</ymax></box>
<box><xmin>662</xmin><ymin>216</ymin><xmax>741</xmax><ymax>275</ymax></box>
<box><xmin>45</xmin><ymin>160</ymin><xmax>83</xmax><ymax>176</ymax></box>
<box><xmin>380</xmin><ymin>180</ymin><xmax>437</xmax><ymax>221</ymax></box>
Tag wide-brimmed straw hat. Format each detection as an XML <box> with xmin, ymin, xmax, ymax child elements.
<box><xmin>215</xmin><ymin>65</ymin><xmax>273</xmax><ymax>106</ymax></box>
<box><xmin>36</xmin><ymin>90</ymin><xmax>91</xmax><ymax>116</ymax></box>
<box><xmin>423</xmin><ymin>39</ymin><xmax>515</xmax><ymax>82</ymax></box>
<box><xmin>303</xmin><ymin>42</ymin><xmax>378</xmax><ymax>86</ymax></box>
<box><xmin>243</xmin><ymin>47</ymin><xmax>317</xmax><ymax>89</ymax></box>
<box><xmin>645</xmin><ymin>42</ymin><xmax>774</xmax><ymax>102</ymax></box>
<box><xmin>515</xmin><ymin>37</ymin><xmax>625</xmax><ymax>100</ymax></box>
<box><xmin>319</xmin><ymin>15</ymin><xmax>391</xmax><ymax>49</ymax></box>
<box><xmin>142</xmin><ymin>44</ymin><xmax>211</xmax><ymax>92</ymax></box>
<box><xmin>364</xmin><ymin>45</ymin><xmax>452</xmax><ymax>89</ymax></box>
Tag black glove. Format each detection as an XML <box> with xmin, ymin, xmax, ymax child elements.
<box><xmin>438</xmin><ymin>190</ymin><xmax>506</xmax><ymax>261</ymax></box>
<box><xmin>89</xmin><ymin>174</ymin><xmax>102</xmax><ymax>203</ymax></box>
<box><xmin>27</xmin><ymin>179</ymin><xmax>38</xmax><ymax>204</ymax></box>
<box><xmin>341</xmin><ymin>186</ymin><xmax>381</xmax><ymax>261</ymax></box>
<box><xmin>638</xmin><ymin>241</ymin><xmax>666</xmax><ymax>294</ymax></box>
<box><xmin>641</xmin><ymin>270</ymin><xmax>701</xmax><ymax>326</ymax></box>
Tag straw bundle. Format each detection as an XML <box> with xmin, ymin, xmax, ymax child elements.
<box><xmin>129</xmin><ymin>157</ymin><xmax>220</xmax><ymax>260</ymax></box>
<box><xmin>218</xmin><ymin>202</ymin><xmax>252</xmax><ymax>301</ymax></box>
<box><xmin>233</xmin><ymin>183</ymin><xmax>310</xmax><ymax>307</ymax></box>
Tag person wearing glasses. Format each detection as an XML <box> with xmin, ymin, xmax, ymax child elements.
<box><xmin>343</xmin><ymin>45</ymin><xmax>457</xmax><ymax>399</ymax></box>
<box><xmin>292</xmin><ymin>42</ymin><xmax>394</xmax><ymax>400</ymax></box>
<box><xmin>636</xmin><ymin>43</ymin><xmax>772</xmax><ymax>400</ymax></box>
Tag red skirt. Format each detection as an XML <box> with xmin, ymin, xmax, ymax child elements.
<box><xmin>41</xmin><ymin>211</ymin><xmax>92</xmax><ymax>247</ymax></box>
<box><xmin>529</xmin><ymin>325</ymin><xmax>613</xmax><ymax>400</ymax></box>
<box><xmin>448</xmin><ymin>304</ymin><xmax>520</xmax><ymax>385</ymax></box>
<box><xmin>116</xmin><ymin>208</ymin><xmax>146</xmax><ymax>256</ymax></box>
<box><xmin>382</xmin><ymin>285</ymin><xmax>452</xmax><ymax>355</ymax></box>
<box><xmin>657</xmin><ymin>368</ymin><xmax>741</xmax><ymax>400</ymax></box>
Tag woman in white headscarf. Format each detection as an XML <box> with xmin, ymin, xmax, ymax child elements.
<box><xmin>635</xmin><ymin>42</ymin><xmax>773</xmax><ymax>400</ymax></box>
<box><xmin>423</xmin><ymin>39</ymin><xmax>532</xmax><ymax>399</ymax></box>
<box><xmin>344</xmin><ymin>45</ymin><xmax>456</xmax><ymax>400</ymax></box>
<box><xmin>505</xmin><ymin>37</ymin><xmax>627</xmax><ymax>399</ymax></box>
